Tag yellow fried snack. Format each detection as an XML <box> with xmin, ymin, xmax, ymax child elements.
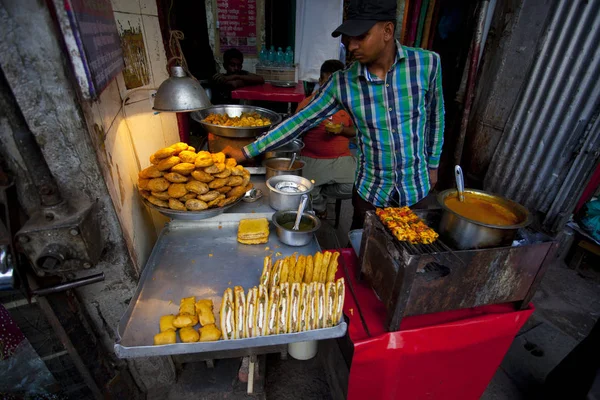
<box><xmin>179</xmin><ymin>326</ymin><xmax>200</xmax><ymax>343</ymax></box>
<box><xmin>195</xmin><ymin>299</ymin><xmax>216</xmax><ymax>326</ymax></box>
<box><xmin>139</xmin><ymin>189</ymin><xmax>151</xmax><ymax>200</ymax></box>
<box><xmin>154</xmin><ymin>330</ymin><xmax>176</xmax><ymax>345</ymax></box>
<box><xmin>147</xmin><ymin>196</ymin><xmax>168</xmax><ymax>208</ymax></box>
<box><xmin>238</xmin><ymin>218</ymin><xmax>269</xmax><ymax>239</ymax></box>
<box><xmin>147</xmin><ymin>178</ymin><xmax>170</xmax><ymax>192</ymax></box>
<box><xmin>169</xmin><ymin>198</ymin><xmax>187</xmax><ymax>211</ymax></box>
<box><xmin>180</xmin><ymin>192</ymin><xmax>198</xmax><ymax>201</ymax></box>
<box><xmin>313</xmin><ymin>252</ymin><xmax>323</xmax><ymax>283</ymax></box>
<box><xmin>270</xmin><ymin>260</ymin><xmax>282</xmax><ymax>291</ymax></box>
<box><xmin>206</xmin><ymin>194</ymin><xmax>225</xmax><ymax>208</ymax></box>
<box><xmin>266</xmin><ymin>285</ymin><xmax>280</xmax><ymax>335</ymax></box>
<box><xmin>203</xmin><ymin>164</ymin><xmax>220</xmax><ymax>174</ymax></box>
<box><xmin>280</xmin><ymin>259</ymin><xmax>290</xmax><ymax>284</ymax></box>
<box><xmin>225</xmin><ymin>158</ymin><xmax>237</xmax><ymax>168</ymax></box>
<box><xmin>304</xmin><ymin>255</ymin><xmax>314</xmax><ymax>283</ymax></box>
<box><xmin>320</xmin><ymin>252</ymin><xmax>332</xmax><ymax>283</ymax></box>
<box><xmin>260</xmin><ymin>256</ymin><xmax>272</xmax><ymax>287</ymax></box>
<box><xmin>157</xmin><ymin>156</ymin><xmax>181</xmax><ymax>171</ymax></box>
<box><xmin>216</xmin><ymin>186</ymin><xmax>232</xmax><ymax>194</ymax></box>
<box><xmin>203</xmin><ymin>112</ymin><xmax>271</xmax><ymax>127</ymax></box>
<box><xmin>287</xmin><ymin>253</ymin><xmax>298</xmax><ymax>283</ymax></box>
<box><xmin>153</xmin><ymin>147</ymin><xmax>176</xmax><ymax>160</ymax></box>
<box><xmin>226</xmin><ymin>184</ymin><xmax>247</xmax><ymax>199</ymax></box>
<box><xmin>180</xmin><ymin>296</ymin><xmax>196</xmax><ymax>315</ymax></box>
<box><xmin>256</xmin><ymin>285</ymin><xmax>269</xmax><ymax>337</ymax></box>
<box><xmin>295</xmin><ymin>255</ymin><xmax>306</xmax><ymax>283</ymax></box>
<box><xmin>277</xmin><ymin>282</ymin><xmax>290</xmax><ymax>334</ymax></box>
<box><xmin>171</xmin><ymin>163</ymin><xmax>195</xmax><ymax>176</ymax></box>
<box><xmin>198</xmin><ymin>190</ymin><xmax>220</xmax><ymax>202</ymax></box>
<box><xmin>326</xmin><ymin>252</ymin><xmax>340</xmax><ymax>283</ymax></box>
<box><xmin>149</xmin><ymin>154</ymin><xmax>160</xmax><ymax>165</ymax></box>
<box><xmin>334</xmin><ymin>278</ymin><xmax>345</xmax><ymax>323</ymax></box>
<box><xmin>178</xmin><ymin>150</ymin><xmax>197</xmax><ymax>163</ymax></box>
<box><xmin>289</xmin><ymin>282</ymin><xmax>301</xmax><ymax>333</ymax></box>
<box><xmin>151</xmin><ymin>191</ymin><xmax>171</xmax><ymax>200</ymax></box>
<box><xmin>170</xmin><ymin>142</ymin><xmax>188</xmax><ymax>154</ymax></box>
<box><xmin>299</xmin><ymin>283</ymin><xmax>310</xmax><ymax>331</ymax></box>
<box><xmin>316</xmin><ymin>282</ymin><xmax>326</xmax><ymax>329</ymax></box>
<box><xmin>185</xmin><ymin>199</ymin><xmax>208</xmax><ymax>211</ymax></box>
<box><xmin>138</xmin><ymin>178</ymin><xmax>150</xmax><ymax>189</ymax></box>
<box><xmin>246</xmin><ymin>286</ymin><xmax>258</xmax><ymax>338</ymax></box>
<box><xmin>191</xmin><ymin>170</ymin><xmax>214</xmax><ymax>183</ymax></box>
<box><xmin>159</xmin><ymin>315</ymin><xmax>176</xmax><ymax>332</ymax></box>
<box><xmin>168</xmin><ymin>183</ymin><xmax>188</xmax><ymax>198</ymax></box>
<box><xmin>227</xmin><ymin>176</ymin><xmax>243</xmax><ymax>187</ymax></box>
<box><xmin>185</xmin><ymin>180</ymin><xmax>209</xmax><ymax>195</ymax></box>
<box><xmin>230</xmin><ymin>165</ymin><xmax>245</xmax><ymax>176</ymax></box>
<box><xmin>208</xmin><ymin>177</ymin><xmax>229</xmax><ymax>189</ymax></box>
<box><xmin>234</xmin><ymin>286</ymin><xmax>246</xmax><ymax>339</ymax></box>
<box><xmin>172</xmin><ymin>313</ymin><xmax>198</xmax><ymax>328</ymax></box>
<box><xmin>220</xmin><ymin>288</ymin><xmax>235</xmax><ymax>340</ymax></box>
<box><xmin>195</xmin><ymin>151</ymin><xmax>214</xmax><ymax>168</ymax></box>
<box><xmin>325</xmin><ymin>282</ymin><xmax>336</xmax><ymax>328</ymax></box>
<box><xmin>308</xmin><ymin>282</ymin><xmax>318</xmax><ymax>330</ymax></box>
<box><xmin>139</xmin><ymin>165</ymin><xmax>162</xmax><ymax>179</ymax></box>
<box><xmin>199</xmin><ymin>324</ymin><xmax>222</xmax><ymax>341</ymax></box>
<box><xmin>188</xmin><ymin>146</ymin><xmax>196</xmax><ymax>152</ymax></box>
<box><xmin>214</xmin><ymin>167</ymin><xmax>231</xmax><ymax>179</ymax></box>
<box><xmin>211</xmin><ymin>152</ymin><xmax>226</xmax><ymax>164</ymax></box>
<box><xmin>217</xmin><ymin>196</ymin><xmax>237</xmax><ymax>208</ymax></box>
<box><xmin>164</xmin><ymin>172</ymin><xmax>188</xmax><ymax>183</ymax></box>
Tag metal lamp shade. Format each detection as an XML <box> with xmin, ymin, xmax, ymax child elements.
<box><xmin>153</xmin><ymin>66</ymin><xmax>212</xmax><ymax>112</ymax></box>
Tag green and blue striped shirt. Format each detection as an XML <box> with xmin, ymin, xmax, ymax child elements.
<box><xmin>243</xmin><ymin>43</ymin><xmax>445</xmax><ymax>207</ymax></box>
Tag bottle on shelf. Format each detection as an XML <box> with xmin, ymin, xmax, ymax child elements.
<box><xmin>276</xmin><ymin>47</ymin><xmax>284</xmax><ymax>67</ymax></box>
<box><xmin>284</xmin><ymin>46</ymin><xmax>294</xmax><ymax>67</ymax></box>
<box><xmin>259</xmin><ymin>46</ymin><xmax>268</xmax><ymax>66</ymax></box>
<box><xmin>268</xmin><ymin>46</ymin><xmax>276</xmax><ymax>66</ymax></box>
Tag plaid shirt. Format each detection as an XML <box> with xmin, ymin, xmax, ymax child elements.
<box><xmin>243</xmin><ymin>43</ymin><xmax>445</xmax><ymax>207</ymax></box>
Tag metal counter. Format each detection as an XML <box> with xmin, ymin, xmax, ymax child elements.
<box><xmin>115</xmin><ymin>213</ymin><xmax>346</xmax><ymax>359</ymax></box>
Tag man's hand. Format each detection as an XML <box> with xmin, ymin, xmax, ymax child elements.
<box><xmin>428</xmin><ymin>168</ymin><xmax>438</xmax><ymax>188</ymax></box>
<box><xmin>222</xmin><ymin>145</ymin><xmax>247</xmax><ymax>164</ymax></box>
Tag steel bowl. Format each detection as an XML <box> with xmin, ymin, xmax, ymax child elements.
<box><xmin>266</xmin><ymin>175</ymin><xmax>313</xmax><ymax>211</ymax></box>
<box><xmin>437</xmin><ymin>189</ymin><xmax>532</xmax><ymax>250</ymax></box>
<box><xmin>264</xmin><ymin>158</ymin><xmax>305</xmax><ymax>180</ymax></box>
<box><xmin>191</xmin><ymin>105</ymin><xmax>282</xmax><ymax>138</ymax></box>
<box><xmin>272</xmin><ymin>210</ymin><xmax>321</xmax><ymax>247</ymax></box>
<box><xmin>264</xmin><ymin>139</ymin><xmax>305</xmax><ymax>160</ymax></box>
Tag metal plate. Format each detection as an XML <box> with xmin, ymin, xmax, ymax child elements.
<box><xmin>142</xmin><ymin>197</ymin><xmax>243</xmax><ymax>221</ymax></box>
<box><xmin>114</xmin><ymin>215</ymin><xmax>346</xmax><ymax>359</ymax></box>
<box><xmin>191</xmin><ymin>105</ymin><xmax>282</xmax><ymax>138</ymax></box>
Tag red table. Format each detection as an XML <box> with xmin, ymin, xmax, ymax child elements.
<box><xmin>231</xmin><ymin>83</ymin><xmax>306</xmax><ymax>114</ymax></box>
<box><xmin>333</xmin><ymin>248</ymin><xmax>534</xmax><ymax>400</ymax></box>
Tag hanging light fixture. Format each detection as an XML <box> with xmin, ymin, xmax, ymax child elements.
<box><xmin>152</xmin><ymin>66</ymin><xmax>212</xmax><ymax>112</ymax></box>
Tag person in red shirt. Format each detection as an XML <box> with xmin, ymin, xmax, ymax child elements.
<box><xmin>297</xmin><ymin>60</ymin><xmax>356</xmax><ymax>217</ymax></box>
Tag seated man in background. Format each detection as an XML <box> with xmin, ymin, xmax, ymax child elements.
<box><xmin>297</xmin><ymin>60</ymin><xmax>356</xmax><ymax>218</ymax></box>
<box><xmin>211</xmin><ymin>48</ymin><xmax>264</xmax><ymax>104</ymax></box>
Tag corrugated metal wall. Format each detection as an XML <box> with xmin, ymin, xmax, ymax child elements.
<box><xmin>484</xmin><ymin>0</ymin><xmax>600</xmax><ymax>233</ymax></box>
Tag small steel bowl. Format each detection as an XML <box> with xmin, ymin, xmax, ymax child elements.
<box><xmin>272</xmin><ymin>210</ymin><xmax>321</xmax><ymax>247</ymax></box>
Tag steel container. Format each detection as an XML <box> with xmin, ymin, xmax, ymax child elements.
<box><xmin>272</xmin><ymin>210</ymin><xmax>321</xmax><ymax>247</ymax></box>
<box><xmin>266</xmin><ymin>175</ymin><xmax>313</xmax><ymax>211</ymax></box>
<box><xmin>437</xmin><ymin>189</ymin><xmax>532</xmax><ymax>250</ymax></box>
<box><xmin>191</xmin><ymin>105</ymin><xmax>282</xmax><ymax>138</ymax></box>
<box><xmin>264</xmin><ymin>158</ymin><xmax>305</xmax><ymax>181</ymax></box>
<box><xmin>264</xmin><ymin>139</ymin><xmax>305</xmax><ymax>160</ymax></box>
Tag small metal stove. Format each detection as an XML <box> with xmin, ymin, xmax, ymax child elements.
<box><xmin>358</xmin><ymin>210</ymin><xmax>557</xmax><ymax>331</ymax></box>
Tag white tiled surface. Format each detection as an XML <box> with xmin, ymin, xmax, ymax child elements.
<box><xmin>98</xmin><ymin>78</ymin><xmax>122</xmax><ymax>133</ymax></box>
<box><xmin>110</xmin><ymin>0</ymin><xmax>140</xmax><ymax>14</ymax></box>
<box><xmin>139</xmin><ymin>0</ymin><xmax>158</xmax><ymax>16</ymax></box>
<box><xmin>141</xmin><ymin>14</ymin><xmax>169</xmax><ymax>86</ymax></box>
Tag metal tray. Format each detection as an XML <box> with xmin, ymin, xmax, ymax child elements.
<box><xmin>115</xmin><ymin>215</ymin><xmax>346</xmax><ymax>359</ymax></box>
<box><xmin>142</xmin><ymin>196</ymin><xmax>243</xmax><ymax>221</ymax></box>
<box><xmin>191</xmin><ymin>105</ymin><xmax>282</xmax><ymax>138</ymax></box>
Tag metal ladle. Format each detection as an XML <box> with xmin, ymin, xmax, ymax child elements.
<box><xmin>287</xmin><ymin>153</ymin><xmax>297</xmax><ymax>170</ymax></box>
<box><xmin>455</xmin><ymin>165</ymin><xmax>465</xmax><ymax>202</ymax></box>
<box><xmin>292</xmin><ymin>194</ymin><xmax>309</xmax><ymax>230</ymax></box>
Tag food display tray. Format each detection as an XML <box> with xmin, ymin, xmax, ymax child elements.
<box><xmin>142</xmin><ymin>196</ymin><xmax>243</xmax><ymax>221</ymax></box>
<box><xmin>114</xmin><ymin>215</ymin><xmax>347</xmax><ymax>359</ymax></box>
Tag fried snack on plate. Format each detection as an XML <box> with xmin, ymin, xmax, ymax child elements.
<box><xmin>303</xmin><ymin>255</ymin><xmax>314</xmax><ymax>283</ymax></box>
<box><xmin>299</xmin><ymin>283</ymin><xmax>310</xmax><ymax>331</ymax></box>
<box><xmin>237</xmin><ymin>218</ymin><xmax>269</xmax><ymax>244</ymax></box>
<box><xmin>164</xmin><ymin>172</ymin><xmax>188</xmax><ymax>183</ymax></box>
<box><xmin>220</xmin><ymin>288</ymin><xmax>235</xmax><ymax>340</ymax></box>
<box><xmin>312</xmin><ymin>252</ymin><xmax>323</xmax><ymax>284</ymax></box>
<box><xmin>288</xmin><ymin>282</ymin><xmax>301</xmax><ymax>333</ymax></box>
<box><xmin>270</xmin><ymin>260</ymin><xmax>282</xmax><ymax>292</ymax></box>
<box><xmin>180</xmin><ymin>192</ymin><xmax>197</xmax><ymax>201</ymax></box>
<box><xmin>214</xmin><ymin>167</ymin><xmax>231</xmax><ymax>178</ymax></box>
<box><xmin>260</xmin><ymin>256</ymin><xmax>272</xmax><ymax>287</ymax></box>
<box><xmin>147</xmin><ymin>177</ymin><xmax>170</xmax><ymax>192</ymax></box>
<box><xmin>295</xmin><ymin>255</ymin><xmax>306</xmax><ymax>283</ymax></box>
<box><xmin>308</xmin><ymin>282</ymin><xmax>318</xmax><ymax>330</ymax></box>
<box><xmin>139</xmin><ymin>165</ymin><xmax>162</xmax><ymax>179</ymax></box>
<box><xmin>186</xmin><ymin>180</ymin><xmax>209</xmax><ymax>195</ymax></box>
<box><xmin>178</xmin><ymin>150</ymin><xmax>197</xmax><ymax>163</ymax></box>
<box><xmin>204</xmin><ymin>164</ymin><xmax>221</xmax><ymax>174</ymax></box>
<box><xmin>326</xmin><ymin>252</ymin><xmax>340</xmax><ymax>283</ymax></box>
<box><xmin>334</xmin><ymin>278</ymin><xmax>345</xmax><ymax>323</ymax></box>
<box><xmin>172</xmin><ymin>313</ymin><xmax>198</xmax><ymax>328</ymax></box>
<box><xmin>225</xmin><ymin>158</ymin><xmax>237</xmax><ymax>168</ymax></box>
<box><xmin>171</xmin><ymin>162</ymin><xmax>195</xmax><ymax>175</ymax></box>
<box><xmin>217</xmin><ymin>196</ymin><xmax>238</xmax><ymax>208</ymax></box>
<box><xmin>168</xmin><ymin>198</ymin><xmax>186</xmax><ymax>211</ymax></box>
<box><xmin>168</xmin><ymin>183</ymin><xmax>187</xmax><ymax>198</ymax></box>
<box><xmin>241</xmin><ymin>174</ymin><xmax>251</xmax><ymax>187</ymax></box>
<box><xmin>216</xmin><ymin>186</ymin><xmax>232</xmax><ymax>194</ymax></box>
<box><xmin>138</xmin><ymin>178</ymin><xmax>150</xmax><ymax>189</ymax></box>
<box><xmin>157</xmin><ymin>156</ymin><xmax>181</xmax><ymax>171</ymax></box>
<box><xmin>287</xmin><ymin>254</ymin><xmax>298</xmax><ymax>283</ymax></box>
<box><xmin>234</xmin><ymin>286</ymin><xmax>246</xmax><ymax>339</ymax></box>
<box><xmin>185</xmin><ymin>199</ymin><xmax>208</xmax><ymax>211</ymax></box>
<box><xmin>139</xmin><ymin>190</ymin><xmax>151</xmax><ymax>200</ymax></box>
<box><xmin>153</xmin><ymin>147</ymin><xmax>176</xmax><ymax>160</ymax></box>
<box><xmin>188</xmin><ymin>146</ymin><xmax>196</xmax><ymax>152</ymax></box>
<box><xmin>227</xmin><ymin>176</ymin><xmax>243</xmax><ymax>187</ymax></box>
<box><xmin>230</xmin><ymin>165</ymin><xmax>245</xmax><ymax>176</ymax></box>
<box><xmin>199</xmin><ymin>324</ymin><xmax>222</xmax><ymax>341</ymax></box>
<box><xmin>191</xmin><ymin>169</ymin><xmax>214</xmax><ymax>183</ymax></box>
<box><xmin>246</xmin><ymin>286</ymin><xmax>258</xmax><ymax>338</ymax></box>
<box><xmin>277</xmin><ymin>282</ymin><xmax>290</xmax><ymax>334</ymax></box>
<box><xmin>159</xmin><ymin>315</ymin><xmax>176</xmax><ymax>332</ymax></box>
<box><xmin>266</xmin><ymin>286</ymin><xmax>280</xmax><ymax>335</ymax></box>
<box><xmin>170</xmin><ymin>142</ymin><xmax>188</xmax><ymax>154</ymax></box>
<box><xmin>211</xmin><ymin>152</ymin><xmax>226</xmax><ymax>164</ymax></box>
<box><xmin>316</xmin><ymin>282</ymin><xmax>326</xmax><ymax>329</ymax></box>
<box><xmin>320</xmin><ymin>252</ymin><xmax>332</xmax><ymax>283</ymax></box>
<box><xmin>149</xmin><ymin>154</ymin><xmax>160</xmax><ymax>165</ymax></box>
<box><xmin>180</xmin><ymin>326</ymin><xmax>200</xmax><ymax>343</ymax></box>
<box><xmin>256</xmin><ymin>285</ymin><xmax>269</xmax><ymax>336</ymax></box>
<box><xmin>195</xmin><ymin>299</ymin><xmax>216</xmax><ymax>326</ymax></box>
<box><xmin>152</xmin><ymin>191</ymin><xmax>171</xmax><ymax>200</ymax></box>
<box><xmin>179</xmin><ymin>296</ymin><xmax>196</xmax><ymax>315</ymax></box>
<box><xmin>280</xmin><ymin>259</ymin><xmax>290</xmax><ymax>284</ymax></box>
<box><xmin>154</xmin><ymin>330</ymin><xmax>176</xmax><ymax>345</ymax></box>
<box><xmin>147</xmin><ymin>196</ymin><xmax>168</xmax><ymax>208</ymax></box>
<box><xmin>195</xmin><ymin>151</ymin><xmax>214</xmax><ymax>168</ymax></box>
<box><xmin>206</xmin><ymin>194</ymin><xmax>225</xmax><ymax>208</ymax></box>
<box><xmin>226</xmin><ymin>184</ymin><xmax>247</xmax><ymax>199</ymax></box>
<box><xmin>325</xmin><ymin>282</ymin><xmax>337</xmax><ymax>328</ymax></box>
<box><xmin>198</xmin><ymin>190</ymin><xmax>219</xmax><ymax>202</ymax></box>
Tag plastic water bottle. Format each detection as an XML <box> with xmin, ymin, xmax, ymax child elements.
<box><xmin>259</xmin><ymin>47</ymin><xmax>268</xmax><ymax>66</ymax></box>
<box><xmin>268</xmin><ymin>46</ymin><xmax>276</xmax><ymax>65</ymax></box>
<box><xmin>284</xmin><ymin>46</ymin><xmax>294</xmax><ymax>67</ymax></box>
<box><xmin>276</xmin><ymin>47</ymin><xmax>284</xmax><ymax>67</ymax></box>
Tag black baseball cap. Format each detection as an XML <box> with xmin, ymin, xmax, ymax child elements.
<box><xmin>332</xmin><ymin>0</ymin><xmax>397</xmax><ymax>38</ymax></box>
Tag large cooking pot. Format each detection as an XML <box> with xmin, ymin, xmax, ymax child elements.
<box><xmin>437</xmin><ymin>189</ymin><xmax>532</xmax><ymax>250</ymax></box>
<box><xmin>266</xmin><ymin>175</ymin><xmax>313</xmax><ymax>211</ymax></box>
<box><xmin>264</xmin><ymin>158</ymin><xmax>305</xmax><ymax>180</ymax></box>
<box><xmin>264</xmin><ymin>139</ymin><xmax>305</xmax><ymax>160</ymax></box>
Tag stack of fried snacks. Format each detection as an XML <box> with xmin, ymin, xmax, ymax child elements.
<box><xmin>203</xmin><ymin>112</ymin><xmax>271</xmax><ymax>127</ymax></box>
<box><xmin>376</xmin><ymin>207</ymin><xmax>439</xmax><ymax>244</ymax></box>
<box><xmin>219</xmin><ymin>278</ymin><xmax>345</xmax><ymax>340</ymax></box>
<box><xmin>237</xmin><ymin>218</ymin><xmax>269</xmax><ymax>245</ymax></box>
<box><xmin>153</xmin><ymin>296</ymin><xmax>222</xmax><ymax>345</ymax></box>
<box><xmin>138</xmin><ymin>142</ymin><xmax>252</xmax><ymax>212</ymax></box>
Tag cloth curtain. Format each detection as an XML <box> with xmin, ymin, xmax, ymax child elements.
<box><xmin>295</xmin><ymin>0</ymin><xmax>344</xmax><ymax>82</ymax></box>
